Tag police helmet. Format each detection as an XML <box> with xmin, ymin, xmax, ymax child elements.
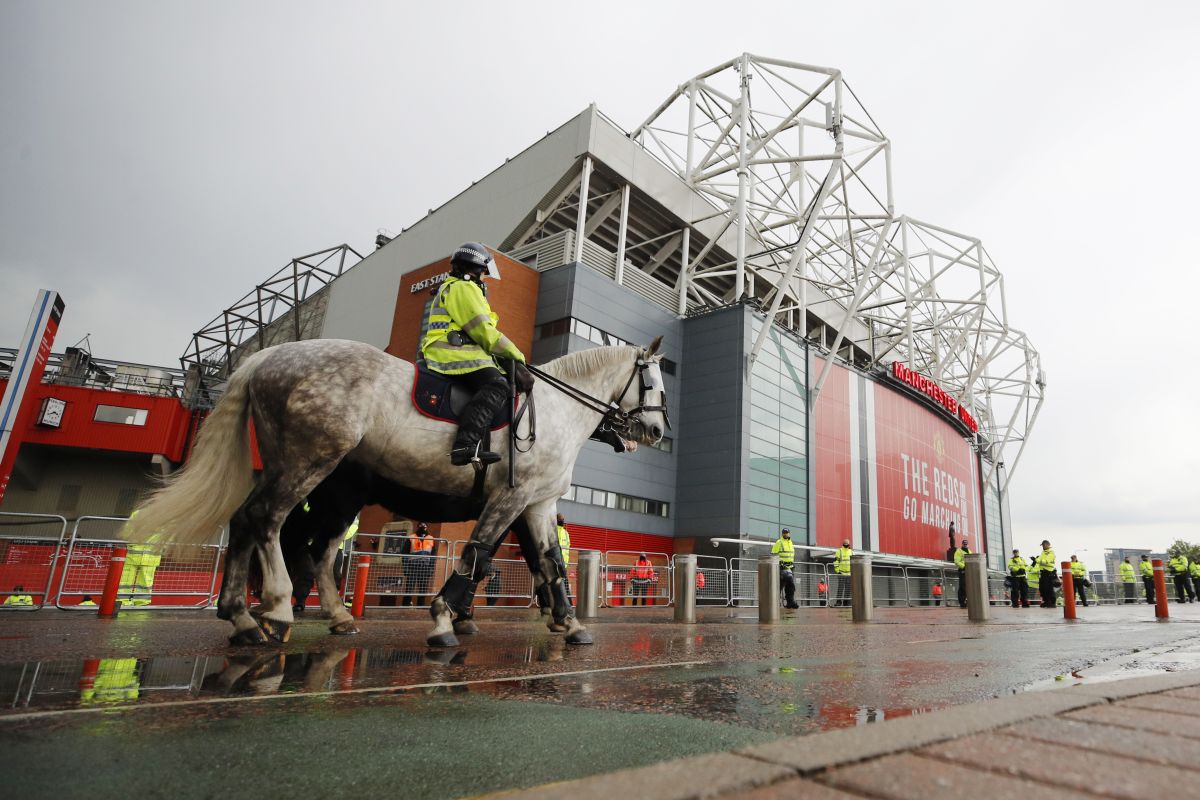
<box><xmin>450</xmin><ymin>242</ymin><xmax>501</xmax><ymax>280</ymax></box>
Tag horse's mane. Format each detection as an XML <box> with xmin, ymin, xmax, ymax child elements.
<box><xmin>539</xmin><ymin>345</ymin><xmax>639</xmax><ymax>381</ymax></box>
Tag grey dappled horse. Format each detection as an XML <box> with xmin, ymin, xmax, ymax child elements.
<box><xmin>127</xmin><ymin>337</ymin><xmax>668</xmax><ymax>647</ymax></box>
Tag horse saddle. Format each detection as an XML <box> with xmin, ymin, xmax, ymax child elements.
<box><xmin>411</xmin><ymin>365</ymin><xmax>511</xmax><ymax>430</ymax></box>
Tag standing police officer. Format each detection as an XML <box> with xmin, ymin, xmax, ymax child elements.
<box><xmin>772</xmin><ymin>529</ymin><xmax>799</xmax><ymax>609</ymax></box>
<box><xmin>1070</xmin><ymin>555</ymin><xmax>1090</xmax><ymax>607</ymax></box>
<box><xmin>1007</xmin><ymin>548</ymin><xmax>1029</xmax><ymax>608</ymax></box>
<box><xmin>1035</xmin><ymin>540</ymin><xmax>1057</xmax><ymax>608</ymax></box>
<box><xmin>1168</xmin><ymin>552</ymin><xmax>1193</xmax><ymax>603</ymax></box>
<box><xmin>832</xmin><ymin>539</ymin><xmax>852</xmax><ymax>608</ymax></box>
<box><xmin>1118</xmin><ymin>557</ymin><xmax>1136</xmax><ymax>604</ymax></box>
<box><xmin>1140</xmin><ymin>554</ymin><xmax>1155</xmax><ymax>604</ymax></box>
<box><xmin>953</xmin><ymin>538</ymin><xmax>970</xmax><ymax>608</ymax></box>
<box><xmin>421</xmin><ymin>242</ymin><xmax>533</xmax><ymax>466</ymax></box>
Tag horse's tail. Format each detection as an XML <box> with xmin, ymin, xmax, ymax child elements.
<box><xmin>124</xmin><ymin>352</ymin><xmax>265</xmax><ymax>546</ymax></box>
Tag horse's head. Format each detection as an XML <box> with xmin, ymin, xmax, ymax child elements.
<box><xmin>613</xmin><ymin>335</ymin><xmax>670</xmax><ymax>449</ymax></box>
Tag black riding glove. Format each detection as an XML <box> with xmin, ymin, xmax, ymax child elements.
<box><xmin>514</xmin><ymin>362</ymin><xmax>535</xmax><ymax>394</ymax></box>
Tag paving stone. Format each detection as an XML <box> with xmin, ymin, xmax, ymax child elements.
<box><xmin>487</xmin><ymin>752</ymin><xmax>796</xmax><ymax>800</ymax></box>
<box><xmin>821</xmin><ymin>753</ymin><xmax>1096</xmax><ymax>800</ymax></box>
<box><xmin>922</xmin><ymin>732</ymin><xmax>1197</xmax><ymax>797</ymax></box>
<box><xmin>1065</xmin><ymin>704</ymin><xmax>1200</xmax><ymax>740</ymax></box>
<box><xmin>1001</xmin><ymin>715</ymin><xmax>1200</xmax><ymax>771</ymax></box>
<box><xmin>1115</xmin><ymin>693</ymin><xmax>1200</xmax><ymax>717</ymax></box>
<box><xmin>721</xmin><ymin>777</ymin><xmax>860</xmax><ymax>799</ymax></box>
<box><xmin>1062</xmin><ymin>670</ymin><xmax>1200</xmax><ymax>700</ymax></box>
<box><xmin>739</xmin><ymin>690</ymin><xmax>1102</xmax><ymax>773</ymax></box>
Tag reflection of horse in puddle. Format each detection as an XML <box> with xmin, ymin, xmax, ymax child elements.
<box><xmin>205</xmin><ymin>650</ymin><xmax>356</xmax><ymax>695</ymax></box>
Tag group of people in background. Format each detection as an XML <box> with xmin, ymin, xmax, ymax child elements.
<box><xmin>1007</xmin><ymin>544</ymin><xmax>1200</xmax><ymax>607</ymax></box>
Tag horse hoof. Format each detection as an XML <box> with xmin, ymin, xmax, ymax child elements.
<box><xmin>427</xmin><ymin>631</ymin><xmax>460</xmax><ymax>648</ymax></box>
<box><xmin>229</xmin><ymin>627</ymin><xmax>270</xmax><ymax>646</ymax></box>
<box><xmin>453</xmin><ymin>619</ymin><xmax>479</xmax><ymax>636</ymax></box>
<box><xmin>329</xmin><ymin>620</ymin><xmax>360</xmax><ymax>636</ymax></box>
<box><xmin>547</xmin><ymin>621</ymin><xmax>569</xmax><ymax>633</ymax></box>
<box><xmin>565</xmin><ymin>629</ymin><xmax>594</xmax><ymax>645</ymax></box>
<box><xmin>257</xmin><ymin>617</ymin><xmax>292</xmax><ymax>643</ymax></box>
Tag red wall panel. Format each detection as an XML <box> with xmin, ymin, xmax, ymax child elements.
<box><xmin>0</xmin><ymin>379</ymin><xmax>192</xmax><ymax>461</ymax></box>
<box><xmin>811</xmin><ymin>361</ymin><xmax>852</xmax><ymax>548</ymax></box>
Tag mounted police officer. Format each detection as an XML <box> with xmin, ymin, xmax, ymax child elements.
<box><xmin>421</xmin><ymin>242</ymin><xmax>534</xmax><ymax>467</ymax></box>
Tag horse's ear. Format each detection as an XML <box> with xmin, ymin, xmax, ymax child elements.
<box><xmin>646</xmin><ymin>336</ymin><xmax>663</xmax><ymax>356</ymax></box>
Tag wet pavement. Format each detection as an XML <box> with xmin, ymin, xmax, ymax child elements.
<box><xmin>2</xmin><ymin>604</ymin><xmax>1200</xmax><ymax>798</ymax></box>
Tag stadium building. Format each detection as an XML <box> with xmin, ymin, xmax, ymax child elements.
<box><xmin>5</xmin><ymin>55</ymin><xmax>1045</xmax><ymax>575</ymax></box>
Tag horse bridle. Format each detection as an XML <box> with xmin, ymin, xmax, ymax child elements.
<box><xmin>524</xmin><ymin>351</ymin><xmax>671</xmax><ymax>444</ymax></box>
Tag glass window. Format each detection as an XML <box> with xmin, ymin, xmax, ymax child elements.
<box><xmin>94</xmin><ymin>405</ymin><xmax>148</xmax><ymax>426</ymax></box>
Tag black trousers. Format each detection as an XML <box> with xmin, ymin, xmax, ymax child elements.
<box><xmin>1009</xmin><ymin>576</ymin><xmax>1028</xmax><ymax>607</ymax></box>
<box><xmin>834</xmin><ymin>574</ymin><xmax>851</xmax><ymax>607</ymax></box>
<box><xmin>453</xmin><ymin>367</ymin><xmax>508</xmax><ymax>436</ymax></box>
<box><xmin>1039</xmin><ymin>571</ymin><xmax>1057</xmax><ymax>607</ymax></box>
<box><xmin>957</xmin><ymin>569</ymin><xmax>967</xmax><ymax>607</ymax></box>
<box><xmin>1174</xmin><ymin>574</ymin><xmax>1192</xmax><ymax>602</ymax></box>
<box><xmin>1123</xmin><ymin>583</ymin><xmax>1135</xmax><ymax>603</ymax></box>
<box><xmin>780</xmin><ymin>566</ymin><xmax>796</xmax><ymax>607</ymax></box>
<box><xmin>1075</xmin><ymin>578</ymin><xmax>1089</xmax><ymax>606</ymax></box>
<box><xmin>1143</xmin><ymin>575</ymin><xmax>1155</xmax><ymax>604</ymax></box>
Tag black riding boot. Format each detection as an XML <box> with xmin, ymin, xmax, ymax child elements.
<box><xmin>450</xmin><ymin>376</ymin><xmax>509</xmax><ymax>466</ymax></box>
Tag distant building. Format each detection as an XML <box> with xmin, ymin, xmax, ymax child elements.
<box><xmin>1103</xmin><ymin>548</ymin><xmax>1167</xmax><ymax>580</ymax></box>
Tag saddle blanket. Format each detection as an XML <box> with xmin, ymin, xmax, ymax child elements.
<box><xmin>411</xmin><ymin>367</ymin><xmax>512</xmax><ymax>431</ymax></box>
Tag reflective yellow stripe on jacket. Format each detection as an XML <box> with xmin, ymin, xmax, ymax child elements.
<box><xmin>1071</xmin><ymin>561</ymin><xmax>1087</xmax><ymax>579</ymax></box>
<box><xmin>1035</xmin><ymin>549</ymin><xmax>1056</xmax><ymax>575</ymax></box>
<box><xmin>421</xmin><ymin>277</ymin><xmax>524</xmax><ymax>374</ymax></box>
<box><xmin>1119</xmin><ymin>562</ymin><xmax>1136</xmax><ymax>583</ymax></box>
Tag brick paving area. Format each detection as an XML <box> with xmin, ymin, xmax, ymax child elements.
<box><xmin>489</xmin><ymin>670</ymin><xmax>1200</xmax><ymax>799</ymax></box>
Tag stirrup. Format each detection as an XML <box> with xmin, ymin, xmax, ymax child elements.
<box><xmin>450</xmin><ymin>441</ymin><xmax>501</xmax><ymax>467</ymax></box>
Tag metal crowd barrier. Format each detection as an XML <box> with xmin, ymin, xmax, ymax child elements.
<box><xmin>343</xmin><ymin>534</ymin><xmax>451</xmax><ymax>607</ymax></box>
<box><xmin>54</xmin><ymin>517</ymin><xmax>224</xmax><ymax>609</ymax></box>
<box><xmin>731</xmin><ymin>557</ymin><xmax>759</xmax><ymax>605</ymax></box>
<box><xmin>471</xmin><ymin>541</ymin><xmax>535</xmax><ymax>608</ymax></box>
<box><xmin>604</xmin><ymin>550</ymin><xmax>670</xmax><ymax>607</ymax></box>
<box><xmin>0</xmin><ymin>512</ymin><xmax>69</xmax><ymax>611</ymax></box>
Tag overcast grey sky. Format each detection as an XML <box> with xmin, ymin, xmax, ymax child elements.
<box><xmin>3</xmin><ymin>1</ymin><xmax>1198</xmax><ymax>564</ymax></box>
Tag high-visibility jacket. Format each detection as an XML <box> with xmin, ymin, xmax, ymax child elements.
<box><xmin>954</xmin><ymin>547</ymin><xmax>968</xmax><ymax>570</ymax></box>
<box><xmin>411</xmin><ymin>534</ymin><xmax>435</xmax><ymax>555</ymax></box>
<box><xmin>931</xmin><ymin>583</ymin><xmax>943</xmax><ymax>597</ymax></box>
<box><xmin>1169</xmin><ymin>555</ymin><xmax>1189</xmax><ymax>575</ymax></box>
<box><xmin>631</xmin><ymin>559</ymin><xmax>655</xmax><ymax>580</ymax></box>
<box><xmin>421</xmin><ymin>277</ymin><xmax>524</xmax><ymax>374</ymax></box>
<box><xmin>80</xmin><ymin>658</ymin><xmax>140</xmax><ymax>705</ymax></box>
<box><xmin>1190</xmin><ymin>561</ymin><xmax>1200</xmax><ymax>579</ymax></box>
<box><xmin>557</xmin><ymin>525</ymin><xmax>571</xmax><ymax>565</ymax></box>
<box><xmin>341</xmin><ymin>517</ymin><xmax>359</xmax><ymax>551</ymax></box>
<box><xmin>833</xmin><ymin>546</ymin><xmax>852</xmax><ymax>575</ymax></box>
<box><xmin>80</xmin><ymin>598</ymin><xmax>97</xmax><ymax>606</ymax></box>
<box><xmin>771</xmin><ymin>537</ymin><xmax>795</xmax><ymax>566</ymax></box>
<box><xmin>1035</xmin><ymin>548</ymin><xmax>1056</xmax><ymax>575</ymax></box>
<box><xmin>1071</xmin><ymin>560</ymin><xmax>1087</xmax><ymax>579</ymax></box>
<box><xmin>120</xmin><ymin>540</ymin><xmax>162</xmax><ymax>607</ymax></box>
<box><xmin>696</xmin><ymin>571</ymin><xmax>706</xmax><ymax>589</ymax></box>
<box><xmin>1140</xmin><ymin>560</ymin><xmax>1154</xmax><ymax>578</ymax></box>
<box><xmin>1007</xmin><ymin>557</ymin><xmax>1027</xmax><ymax>578</ymax></box>
<box><xmin>3</xmin><ymin>594</ymin><xmax>34</xmax><ymax>606</ymax></box>
<box><xmin>1119</xmin><ymin>562</ymin><xmax>1136</xmax><ymax>583</ymax></box>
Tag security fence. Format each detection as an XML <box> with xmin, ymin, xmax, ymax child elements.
<box><xmin>0</xmin><ymin>512</ymin><xmax>69</xmax><ymax>611</ymax></box>
<box><xmin>1</xmin><ymin>515</ymin><xmax>1060</xmax><ymax>613</ymax></box>
<box><xmin>55</xmin><ymin>517</ymin><xmax>223</xmax><ymax>609</ymax></box>
<box><xmin>342</xmin><ymin>534</ymin><xmax>452</xmax><ymax>608</ymax></box>
<box><xmin>604</xmin><ymin>551</ymin><xmax>670</xmax><ymax>607</ymax></box>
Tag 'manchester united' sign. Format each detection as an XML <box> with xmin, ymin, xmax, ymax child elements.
<box><xmin>889</xmin><ymin>361</ymin><xmax>978</xmax><ymax>434</ymax></box>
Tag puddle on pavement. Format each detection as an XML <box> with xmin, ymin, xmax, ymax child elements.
<box><xmin>0</xmin><ymin>647</ymin><xmax>937</xmax><ymax>735</ymax></box>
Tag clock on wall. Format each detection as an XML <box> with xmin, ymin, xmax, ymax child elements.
<box><xmin>37</xmin><ymin>397</ymin><xmax>66</xmax><ymax>428</ymax></box>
